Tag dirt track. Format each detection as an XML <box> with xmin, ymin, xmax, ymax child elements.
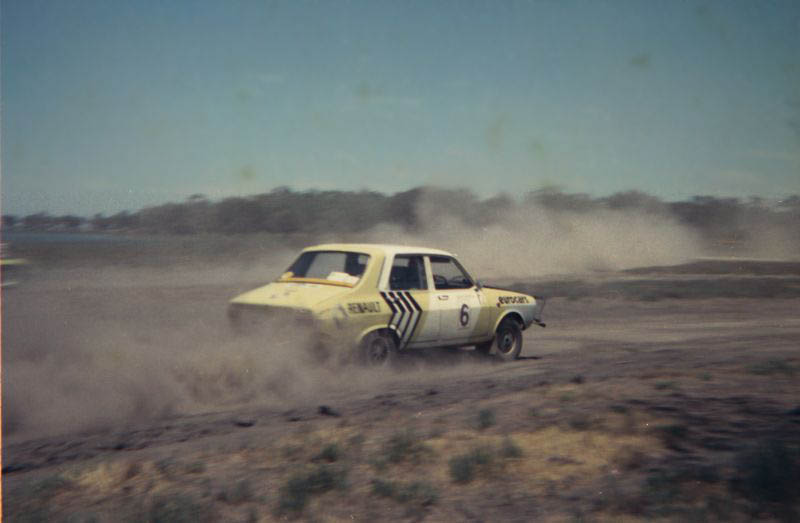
<box><xmin>3</xmin><ymin>262</ymin><xmax>800</xmax><ymax>521</ymax></box>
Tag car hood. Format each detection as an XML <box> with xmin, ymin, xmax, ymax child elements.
<box><xmin>229</xmin><ymin>281</ymin><xmax>351</xmax><ymax>310</ymax></box>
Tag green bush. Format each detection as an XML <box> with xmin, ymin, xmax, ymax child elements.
<box><xmin>476</xmin><ymin>409</ymin><xmax>496</xmax><ymax>430</ymax></box>
<box><xmin>313</xmin><ymin>443</ymin><xmax>341</xmax><ymax>463</ymax></box>
<box><xmin>219</xmin><ymin>479</ymin><xmax>254</xmax><ymax>504</ymax></box>
<box><xmin>746</xmin><ymin>359</ymin><xmax>795</xmax><ymax>376</ymax></box>
<box><xmin>372</xmin><ymin>479</ymin><xmax>438</xmax><ymax>506</ymax></box>
<box><xmin>656</xmin><ymin>424</ymin><xmax>689</xmax><ymax>450</ymax></box>
<box><xmin>654</xmin><ymin>381</ymin><xmax>677</xmax><ymax>390</ymax></box>
<box><xmin>500</xmin><ymin>437</ymin><xmax>523</xmax><ymax>458</ymax></box>
<box><xmin>449</xmin><ymin>455</ymin><xmax>476</xmax><ymax>484</ymax></box>
<box><xmin>730</xmin><ymin>439</ymin><xmax>799</xmax><ymax>519</ymax></box>
<box><xmin>277</xmin><ymin>465</ymin><xmax>348</xmax><ymax>514</ymax></box>
<box><xmin>449</xmin><ymin>446</ymin><xmax>495</xmax><ymax>484</ymax></box>
<box><xmin>383</xmin><ymin>430</ymin><xmax>429</xmax><ymax>464</ymax></box>
<box><xmin>185</xmin><ymin>461</ymin><xmax>206</xmax><ymax>474</ymax></box>
<box><xmin>568</xmin><ymin>415</ymin><xmax>593</xmax><ymax>431</ymax></box>
<box><xmin>148</xmin><ymin>494</ymin><xmax>214</xmax><ymax>523</ymax></box>
<box><xmin>371</xmin><ymin>478</ymin><xmax>397</xmax><ymax>498</ymax></box>
<box><xmin>30</xmin><ymin>474</ymin><xmax>74</xmax><ymax>499</ymax></box>
<box><xmin>396</xmin><ymin>481</ymin><xmax>438</xmax><ymax>506</ymax></box>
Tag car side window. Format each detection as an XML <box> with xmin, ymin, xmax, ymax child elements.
<box><xmin>389</xmin><ymin>255</ymin><xmax>428</xmax><ymax>290</ymax></box>
<box><xmin>430</xmin><ymin>256</ymin><xmax>473</xmax><ymax>290</ymax></box>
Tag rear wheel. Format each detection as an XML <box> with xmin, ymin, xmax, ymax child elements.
<box><xmin>494</xmin><ymin>318</ymin><xmax>523</xmax><ymax>361</ymax></box>
<box><xmin>360</xmin><ymin>330</ymin><xmax>397</xmax><ymax>366</ymax></box>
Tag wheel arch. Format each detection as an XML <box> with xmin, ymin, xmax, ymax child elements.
<box><xmin>357</xmin><ymin>325</ymin><xmax>400</xmax><ymax>348</ymax></box>
<box><xmin>492</xmin><ymin>311</ymin><xmax>525</xmax><ymax>334</ymax></box>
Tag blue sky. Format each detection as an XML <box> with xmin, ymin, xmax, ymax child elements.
<box><xmin>2</xmin><ymin>0</ymin><xmax>799</xmax><ymax>215</ymax></box>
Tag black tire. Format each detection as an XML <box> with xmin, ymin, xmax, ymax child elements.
<box><xmin>494</xmin><ymin>318</ymin><xmax>523</xmax><ymax>361</ymax></box>
<box><xmin>360</xmin><ymin>330</ymin><xmax>397</xmax><ymax>366</ymax></box>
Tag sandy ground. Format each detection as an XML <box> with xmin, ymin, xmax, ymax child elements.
<box><xmin>3</xmin><ymin>259</ymin><xmax>800</xmax><ymax>521</ymax></box>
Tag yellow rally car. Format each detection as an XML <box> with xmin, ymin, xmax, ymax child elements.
<box><xmin>228</xmin><ymin>244</ymin><xmax>545</xmax><ymax>363</ymax></box>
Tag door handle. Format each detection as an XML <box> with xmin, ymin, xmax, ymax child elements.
<box><xmin>438</xmin><ymin>295</ymin><xmax>450</xmax><ymax>301</ymax></box>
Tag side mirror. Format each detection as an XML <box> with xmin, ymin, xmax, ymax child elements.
<box><xmin>475</xmin><ymin>279</ymin><xmax>484</xmax><ymax>291</ymax></box>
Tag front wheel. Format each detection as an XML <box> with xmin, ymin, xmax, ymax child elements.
<box><xmin>494</xmin><ymin>318</ymin><xmax>523</xmax><ymax>361</ymax></box>
<box><xmin>359</xmin><ymin>330</ymin><xmax>397</xmax><ymax>366</ymax></box>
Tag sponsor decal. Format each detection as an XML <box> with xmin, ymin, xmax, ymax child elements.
<box><xmin>379</xmin><ymin>291</ymin><xmax>423</xmax><ymax>350</ymax></box>
<box><xmin>497</xmin><ymin>295</ymin><xmax>529</xmax><ymax>307</ymax></box>
<box><xmin>347</xmin><ymin>301</ymin><xmax>381</xmax><ymax>314</ymax></box>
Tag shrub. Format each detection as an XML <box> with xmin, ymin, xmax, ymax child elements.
<box><xmin>612</xmin><ymin>446</ymin><xmax>647</xmax><ymax>471</ymax></box>
<box><xmin>500</xmin><ymin>437</ymin><xmax>523</xmax><ymax>458</ymax></box>
<box><xmin>396</xmin><ymin>481</ymin><xmax>438</xmax><ymax>506</ymax></box>
<box><xmin>149</xmin><ymin>494</ymin><xmax>213</xmax><ymax>523</ymax></box>
<box><xmin>476</xmin><ymin>409</ymin><xmax>496</xmax><ymax>430</ymax></box>
<box><xmin>449</xmin><ymin>455</ymin><xmax>476</xmax><ymax>484</ymax></box>
<box><xmin>642</xmin><ymin>469</ymin><xmax>682</xmax><ymax>507</ymax></box>
<box><xmin>30</xmin><ymin>474</ymin><xmax>74</xmax><ymax>499</ymax></box>
<box><xmin>313</xmin><ymin>443</ymin><xmax>340</xmax><ymax>463</ymax></box>
<box><xmin>746</xmin><ymin>359</ymin><xmax>795</xmax><ymax>376</ymax></box>
<box><xmin>656</xmin><ymin>424</ymin><xmax>689</xmax><ymax>450</ymax></box>
<box><xmin>559</xmin><ymin>392</ymin><xmax>576</xmax><ymax>402</ymax></box>
<box><xmin>372</xmin><ymin>479</ymin><xmax>438</xmax><ymax>506</ymax></box>
<box><xmin>371</xmin><ymin>478</ymin><xmax>397</xmax><ymax>498</ymax></box>
<box><xmin>155</xmin><ymin>457</ymin><xmax>181</xmax><ymax>477</ymax></box>
<box><xmin>730</xmin><ymin>439</ymin><xmax>799</xmax><ymax>518</ymax></box>
<box><xmin>219</xmin><ymin>479</ymin><xmax>254</xmax><ymax>504</ymax></box>
<box><xmin>185</xmin><ymin>461</ymin><xmax>206</xmax><ymax>474</ymax></box>
<box><xmin>382</xmin><ymin>430</ymin><xmax>428</xmax><ymax>464</ymax></box>
<box><xmin>277</xmin><ymin>465</ymin><xmax>348</xmax><ymax>514</ymax></box>
<box><xmin>449</xmin><ymin>446</ymin><xmax>495</xmax><ymax>484</ymax></box>
<box><xmin>568</xmin><ymin>415</ymin><xmax>593</xmax><ymax>431</ymax></box>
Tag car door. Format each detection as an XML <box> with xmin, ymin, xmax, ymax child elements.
<box><xmin>428</xmin><ymin>255</ymin><xmax>487</xmax><ymax>344</ymax></box>
<box><xmin>380</xmin><ymin>254</ymin><xmax>438</xmax><ymax>348</ymax></box>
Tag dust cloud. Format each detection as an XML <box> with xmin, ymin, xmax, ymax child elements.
<box><xmin>4</xmin><ymin>187</ymin><xmax>794</xmax><ymax>440</ymax></box>
<box><xmin>361</xmin><ymin>188</ymin><xmax>706</xmax><ymax>278</ymax></box>
<box><xmin>6</xmin><ymin>291</ymin><xmax>314</xmax><ymax>438</ymax></box>
<box><xmin>3</xmin><ymin>270</ymin><xmax>484</xmax><ymax>440</ymax></box>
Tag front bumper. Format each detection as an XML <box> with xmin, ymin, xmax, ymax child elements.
<box><xmin>532</xmin><ymin>296</ymin><xmax>547</xmax><ymax>328</ymax></box>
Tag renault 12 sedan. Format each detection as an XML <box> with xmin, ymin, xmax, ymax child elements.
<box><xmin>228</xmin><ymin>244</ymin><xmax>545</xmax><ymax>363</ymax></box>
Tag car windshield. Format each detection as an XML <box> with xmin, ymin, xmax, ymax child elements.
<box><xmin>282</xmin><ymin>251</ymin><xmax>370</xmax><ymax>286</ymax></box>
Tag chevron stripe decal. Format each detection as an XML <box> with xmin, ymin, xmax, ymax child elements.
<box><xmin>379</xmin><ymin>291</ymin><xmax>422</xmax><ymax>349</ymax></box>
<box><xmin>402</xmin><ymin>292</ymin><xmax>423</xmax><ymax>342</ymax></box>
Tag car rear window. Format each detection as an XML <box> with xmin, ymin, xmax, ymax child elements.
<box><xmin>284</xmin><ymin>251</ymin><xmax>370</xmax><ymax>285</ymax></box>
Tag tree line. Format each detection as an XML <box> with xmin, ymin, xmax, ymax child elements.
<box><xmin>4</xmin><ymin>186</ymin><xmax>800</xmax><ymax>246</ymax></box>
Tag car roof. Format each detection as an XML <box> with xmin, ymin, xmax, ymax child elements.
<box><xmin>303</xmin><ymin>243</ymin><xmax>454</xmax><ymax>258</ymax></box>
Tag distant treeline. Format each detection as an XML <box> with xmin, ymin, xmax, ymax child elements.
<box><xmin>4</xmin><ymin>186</ymin><xmax>800</xmax><ymax>245</ymax></box>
